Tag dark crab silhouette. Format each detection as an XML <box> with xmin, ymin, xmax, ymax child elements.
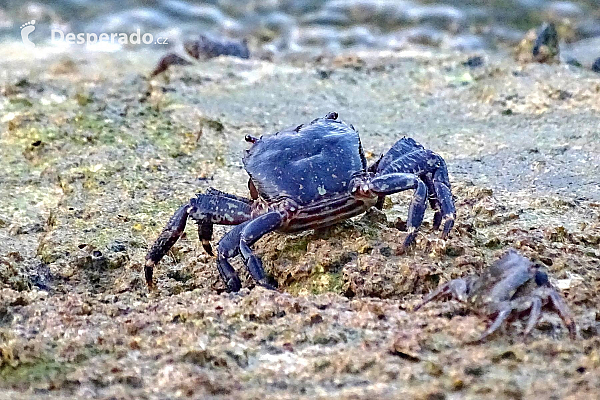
<box><xmin>145</xmin><ymin>112</ymin><xmax>455</xmax><ymax>291</ymax></box>
<box><xmin>151</xmin><ymin>34</ymin><xmax>249</xmax><ymax>77</ymax></box>
<box><xmin>415</xmin><ymin>249</ymin><xmax>577</xmax><ymax>341</ymax></box>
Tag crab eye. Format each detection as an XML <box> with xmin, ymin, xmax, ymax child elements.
<box><xmin>245</xmin><ymin>135</ymin><xmax>258</xmax><ymax>143</ymax></box>
<box><xmin>534</xmin><ymin>270</ymin><xmax>549</xmax><ymax>286</ymax></box>
<box><xmin>325</xmin><ymin>112</ymin><xmax>338</xmax><ymax>120</ymax></box>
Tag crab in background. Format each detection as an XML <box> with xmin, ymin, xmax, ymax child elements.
<box><xmin>415</xmin><ymin>249</ymin><xmax>577</xmax><ymax>341</ymax></box>
<box><xmin>151</xmin><ymin>34</ymin><xmax>249</xmax><ymax>77</ymax></box>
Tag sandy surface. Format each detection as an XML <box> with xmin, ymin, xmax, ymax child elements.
<box><xmin>1</xmin><ymin>43</ymin><xmax>599</xmax><ymax>399</ymax></box>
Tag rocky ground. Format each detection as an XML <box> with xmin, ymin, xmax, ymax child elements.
<box><xmin>1</xmin><ymin>43</ymin><xmax>599</xmax><ymax>399</ymax></box>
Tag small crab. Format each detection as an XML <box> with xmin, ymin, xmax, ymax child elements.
<box><xmin>151</xmin><ymin>34</ymin><xmax>250</xmax><ymax>77</ymax></box>
<box><xmin>415</xmin><ymin>249</ymin><xmax>577</xmax><ymax>341</ymax></box>
<box><xmin>184</xmin><ymin>35</ymin><xmax>249</xmax><ymax>61</ymax></box>
<box><xmin>145</xmin><ymin>112</ymin><xmax>455</xmax><ymax>291</ymax></box>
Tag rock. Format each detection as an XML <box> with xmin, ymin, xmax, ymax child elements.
<box><xmin>592</xmin><ymin>57</ymin><xmax>600</xmax><ymax>73</ymax></box>
<box><xmin>562</xmin><ymin>37</ymin><xmax>600</xmax><ymax>69</ymax></box>
<box><xmin>300</xmin><ymin>10</ymin><xmax>351</xmax><ymax>26</ymax></box>
<box><xmin>575</xmin><ymin>18</ymin><xmax>600</xmax><ymax>40</ymax></box>
<box><xmin>533</xmin><ymin>22</ymin><xmax>560</xmax><ymax>63</ymax></box>
<box><xmin>407</xmin><ymin>5</ymin><xmax>466</xmax><ymax>29</ymax></box>
<box><xmin>444</xmin><ymin>34</ymin><xmax>487</xmax><ymax>51</ymax></box>
<box><xmin>544</xmin><ymin>1</ymin><xmax>585</xmax><ymax>20</ymax></box>
<box><xmin>160</xmin><ymin>1</ymin><xmax>226</xmax><ymax>24</ymax></box>
<box><xmin>463</xmin><ymin>56</ymin><xmax>484</xmax><ymax>68</ymax></box>
<box><xmin>107</xmin><ymin>240</ymin><xmax>127</xmax><ymax>253</ymax></box>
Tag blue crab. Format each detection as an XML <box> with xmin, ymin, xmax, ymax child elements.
<box><xmin>145</xmin><ymin>112</ymin><xmax>455</xmax><ymax>291</ymax></box>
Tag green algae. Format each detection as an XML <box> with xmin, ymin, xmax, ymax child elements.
<box><xmin>287</xmin><ymin>270</ymin><xmax>344</xmax><ymax>295</ymax></box>
<box><xmin>0</xmin><ymin>359</ymin><xmax>75</xmax><ymax>387</ymax></box>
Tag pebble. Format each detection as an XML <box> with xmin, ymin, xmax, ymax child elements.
<box><xmin>160</xmin><ymin>0</ymin><xmax>226</xmax><ymax>24</ymax></box>
<box><xmin>402</xmin><ymin>26</ymin><xmax>444</xmax><ymax>46</ymax></box>
<box><xmin>325</xmin><ymin>0</ymin><xmax>413</xmax><ymax>27</ymax></box>
<box><xmin>339</xmin><ymin>26</ymin><xmax>376</xmax><ymax>47</ymax></box>
<box><xmin>592</xmin><ymin>57</ymin><xmax>600</xmax><ymax>73</ymax></box>
<box><xmin>261</xmin><ymin>12</ymin><xmax>296</xmax><ymax>34</ymax></box>
<box><xmin>1</xmin><ymin>0</ymin><xmax>599</xmax><ymax>58</ymax></box>
<box><xmin>107</xmin><ymin>240</ymin><xmax>127</xmax><ymax>253</ymax></box>
<box><xmin>184</xmin><ymin>34</ymin><xmax>250</xmax><ymax>60</ymax></box>
<box><xmin>301</xmin><ymin>10</ymin><xmax>352</xmax><ymax>26</ymax></box>
<box><xmin>444</xmin><ymin>34</ymin><xmax>487</xmax><ymax>51</ymax></box>
<box><xmin>296</xmin><ymin>26</ymin><xmax>341</xmax><ymax>47</ymax></box>
<box><xmin>463</xmin><ymin>55</ymin><xmax>484</xmax><ymax>68</ymax></box>
<box><xmin>562</xmin><ymin>37</ymin><xmax>600</xmax><ymax>68</ymax></box>
<box><xmin>407</xmin><ymin>5</ymin><xmax>465</xmax><ymax>29</ymax></box>
<box><xmin>544</xmin><ymin>1</ymin><xmax>585</xmax><ymax>20</ymax></box>
<box><xmin>576</xmin><ymin>18</ymin><xmax>600</xmax><ymax>40</ymax></box>
<box><xmin>88</xmin><ymin>8</ymin><xmax>172</xmax><ymax>33</ymax></box>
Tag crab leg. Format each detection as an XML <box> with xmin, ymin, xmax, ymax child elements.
<box><xmin>523</xmin><ymin>297</ymin><xmax>543</xmax><ymax>336</ymax></box>
<box><xmin>144</xmin><ymin>191</ymin><xmax>252</xmax><ymax>288</ymax></box>
<box><xmin>373</xmin><ymin>138</ymin><xmax>434</xmax><ymax>175</ymax></box>
<box><xmin>216</xmin><ymin>222</ymin><xmax>249</xmax><ymax>292</ymax></box>
<box><xmin>217</xmin><ymin>211</ymin><xmax>283</xmax><ymax>291</ymax></box>
<box><xmin>482</xmin><ymin>294</ymin><xmax>554</xmax><ymax>341</ymax></box>
<box><xmin>512</xmin><ymin>289</ymin><xmax>576</xmax><ymax>339</ymax></box>
<box><xmin>191</xmin><ymin>191</ymin><xmax>253</xmax><ymax>255</ymax></box>
<box><xmin>477</xmin><ymin>304</ymin><xmax>512</xmax><ymax>342</ymax></box>
<box><xmin>370</xmin><ymin>173</ymin><xmax>428</xmax><ymax>246</ymax></box>
<box><xmin>196</xmin><ymin>222</ymin><xmax>213</xmax><ymax>255</ymax></box>
<box><xmin>421</xmin><ymin>175</ymin><xmax>443</xmax><ymax>230</ymax></box>
<box><xmin>413</xmin><ymin>278</ymin><xmax>469</xmax><ymax>311</ymax></box>
<box><xmin>239</xmin><ymin>212</ymin><xmax>283</xmax><ymax>289</ymax></box>
<box><xmin>477</xmin><ymin>305</ymin><xmax>511</xmax><ymax>342</ymax></box>
<box><xmin>432</xmin><ymin>168</ymin><xmax>455</xmax><ymax>238</ymax></box>
<box><xmin>145</xmin><ymin>204</ymin><xmax>190</xmax><ymax>287</ymax></box>
<box><xmin>374</xmin><ymin>138</ymin><xmax>455</xmax><ymax>238</ymax></box>
<box><xmin>548</xmin><ymin>289</ymin><xmax>577</xmax><ymax>339</ymax></box>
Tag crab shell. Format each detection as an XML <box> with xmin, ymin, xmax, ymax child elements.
<box><xmin>243</xmin><ymin>116</ymin><xmax>368</xmax><ymax>204</ymax></box>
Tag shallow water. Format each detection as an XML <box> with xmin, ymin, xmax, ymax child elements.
<box><xmin>1</xmin><ymin>0</ymin><xmax>599</xmax><ymax>56</ymax></box>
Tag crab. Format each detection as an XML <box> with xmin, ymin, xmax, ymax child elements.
<box><xmin>414</xmin><ymin>249</ymin><xmax>577</xmax><ymax>341</ymax></box>
<box><xmin>145</xmin><ymin>112</ymin><xmax>455</xmax><ymax>291</ymax></box>
<box><xmin>151</xmin><ymin>34</ymin><xmax>250</xmax><ymax>77</ymax></box>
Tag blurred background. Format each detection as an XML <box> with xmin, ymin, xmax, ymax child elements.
<box><xmin>1</xmin><ymin>0</ymin><xmax>599</xmax><ymax>57</ymax></box>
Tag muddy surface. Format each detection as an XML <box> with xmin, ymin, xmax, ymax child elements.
<box><xmin>1</xmin><ymin>44</ymin><xmax>600</xmax><ymax>399</ymax></box>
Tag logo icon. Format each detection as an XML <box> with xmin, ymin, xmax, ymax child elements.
<box><xmin>20</xmin><ymin>20</ymin><xmax>36</xmax><ymax>47</ymax></box>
